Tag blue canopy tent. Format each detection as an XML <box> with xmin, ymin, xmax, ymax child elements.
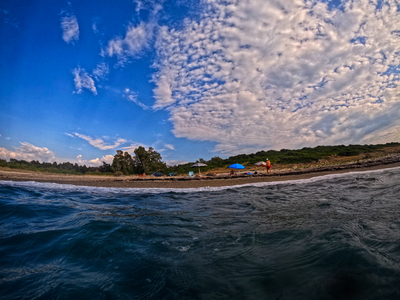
<box><xmin>228</xmin><ymin>163</ymin><xmax>245</xmax><ymax>175</ymax></box>
<box><xmin>228</xmin><ymin>163</ymin><xmax>245</xmax><ymax>169</ymax></box>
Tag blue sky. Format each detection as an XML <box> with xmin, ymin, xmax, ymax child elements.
<box><xmin>1</xmin><ymin>0</ymin><xmax>400</xmax><ymax>166</ymax></box>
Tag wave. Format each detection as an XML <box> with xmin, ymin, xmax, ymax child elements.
<box><xmin>1</xmin><ymin>165</ymin><xmax>399</xmax><ymax>195</ymax></box>
<box><xmin>2</xmin><ymin>166</ymin><xmax>400</xmax><ymax>299</ymax></box>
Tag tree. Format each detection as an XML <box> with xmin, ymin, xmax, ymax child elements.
<box><xmin>112</xmin><ymin>150</ymin><xmax>135</xmax><ymax>175</ymax></box>
<box><xmin>134</xmin><ymin>146</ymin><xmax>150</xmax><ymax>173</ymax></box>
<box><xmin>112</xmin><ymin>150</ymin><xmax>124</xmax><ymax>172</ymax></box>
<box><xmin>60</xmin><ymin>162</ymin><xmax>74</xmax><ymax>170</ymax></box>
<box><xmin>134</xmin><ymin>146</ymin><xmax>166</xmax><ymax>174</ymax></box>
<box><xmin>209</xmin><ymin>156</ymin><xmax>223</xmax><ymax>163</ymax></box>
<box><xmin>147</xmin><ymin>147</ymin><xmax>167</xmax><ymax>173</ymax></box>
<box><xmin>208</xmin><ymin>156</ymin><xmax>224</xmax><ymax>167</ymax></box>
<box><xmin>99</xmin><ymin>161</ymin><xmax>114</xmax><ymax>173</ymax></box>
<box><xmin>122</xmin><ymin>152</ymin><xmax>134</xmax><ymax>175</ymax></box>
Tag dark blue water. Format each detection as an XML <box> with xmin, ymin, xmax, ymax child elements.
<box><xmin>1</xmin><ymin>168</ymin><xmax>400</xmax><ymax>299</ymax></box>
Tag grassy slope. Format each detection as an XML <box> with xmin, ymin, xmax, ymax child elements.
<box><xmin>169</xmin><ymin>143</ymin><xmax>400</xmax><ymax>175</ymax></box>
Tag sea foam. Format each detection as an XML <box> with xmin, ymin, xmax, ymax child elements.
<box><xmin>0</xmin><ymin>165</ymin><xmax>399</xmax><ymax>194</ymax></box>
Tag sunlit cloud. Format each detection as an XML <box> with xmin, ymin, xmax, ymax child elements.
<box><xmin>73</xmin><ymin>133</ymin><xmax>127</xmax><ymax>150</ymax></box>
<box><xmin>0</xmin><ymin>142</ymin><xmax>55</xmax><ymax>162</ymax></box>
<box><xmin>76</xmin><ymin>154</ymin><xmax>114</xmax><ymax>166</ymax></box>
<box><xmin>103</xmin><ymin>22</ymin><xmax>152</xmax><ymax>63</ymax></box>
<box><xmin>153</xmin><ymin>75</ymin><xmax>174</xmax><ymax>109</ymax></box>
<box><xmin>165</xmin><ymin>159</ymin><xmax>188</xmax><ymax>166</ymax></box>
<box><xmin>92</xmin><ymin>62</ymin><xmax>109</xmax><ymax>81</ymax></box>
<box><xmin>121</xmin><ymin>143</ymin><xmax>146</xmax><ymax>154</ymax></box>
<box><xmin>60</xmin><ymin>8</ymin><xmax>79</xmax><ymax>44</ymax></box>
<box><xmin>152</xmin><ymin>0</ymin><xmax>400</xmax><ymax>154</ymax></box>
<box><xmin>124</xmin><ymin>89</ymin><xmax>150</xmax><ymax>110</ymax></box>
<box><xmin>92</xmin><ymin>21</ymin><xmax>99</xmax><ymax>34</ymax></box>
<box><xmin>72</xmin><ymin>67</ymin><xmax>97</xmax><ymax>95</ymax></box>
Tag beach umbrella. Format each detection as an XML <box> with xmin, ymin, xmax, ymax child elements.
<box><xmin>192</xmin><ymin>162</ymin><xmax>207</xmax><ymax>175</ymax></box>
<box><xmin>254</xmin><ymin>161</ymin><xmax>266</xmax><ymax>166</ymax></box>
<box><xmin>228</xmin><ymin>163</ymin><xmax>245</xmax><ymax>169</ymax></box>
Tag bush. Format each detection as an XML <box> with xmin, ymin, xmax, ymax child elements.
<box><xmin>114</xmin><ymin>171</ymin><xmax>124</xmax><ymax>177</ymax></box>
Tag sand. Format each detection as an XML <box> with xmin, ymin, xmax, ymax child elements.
<box><xmin>1</xmin><ymin>155</ymin><xmax>400</xmax><ymax>189</ymax></box>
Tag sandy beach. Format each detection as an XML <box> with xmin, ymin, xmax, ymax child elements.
<box><xmin>1</xmin><ymin>154</ymin><xmax>399</xmax><ymax>189</ymax></box>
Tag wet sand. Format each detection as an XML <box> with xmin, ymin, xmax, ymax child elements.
<box><xmin>1</xmin><ymin>155</ymin><xmax>400</xmax><ymax>189</ymax></box>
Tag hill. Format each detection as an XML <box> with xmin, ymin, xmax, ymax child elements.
<box><xmin>167</xmin><ymin>142</ymin><xmax>400</xmax><ymax>175</ymax></box>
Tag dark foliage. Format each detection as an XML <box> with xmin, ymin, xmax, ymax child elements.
<box><xmin>166</xmin><ymin>142</ymin><xmax>400</xmax><ymax>174</ymax></box>
<box><xmin>0</xmin><ymin>142</ymin><xmax>399</xmax><ymax>175</ymax></box>
<box><xmin>0</xmin><ymin>159</ymin><xmax>100</xmax><ymax>174</ymax></box>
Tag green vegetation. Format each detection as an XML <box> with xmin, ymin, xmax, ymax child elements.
<box><xmin>167</xmin><ymin>142</ymin><xmax>400</xmax><ymax>174</ymax></box>
<box><xmin>0</xmin><ymin>159</ymin><xmax>99</xmax><ymax>175</ymax></box>
<box><xmin>111</xmin><ymin>147</ymin><xmax>167</xmax><ymax>175</ymax></box>
<box><xmin>0</xmin><ymin>142</ymin><xmax>399</xmax><ymax>176</ymax></box>
<box><xmin>133</xmin><ymin>146</ymin><xmax>166</xmax><ymax>174</ymax></box>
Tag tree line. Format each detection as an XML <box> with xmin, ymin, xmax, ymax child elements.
<box><xmin>0</xmin><ymin>142</ymin><xmax>399</xmax><ymax>175</ymax></box>
<box><xmin>0</xmin><ymin>146</ymin><xmax>167</xmax><ymax>175</ymax></box>
<box><xmin>0</xmin><ymin>158</ymin><xmax>100</xmax><ymax>174</ymax></box>
<box><xmin>167</xmin><ymin>142</ymin><xmax>400</xmax><ymax>174</ymax></box>
<box><xmin>106</xmin><ymin>146</ymin><xmax>167</xmax><ymax>175</ymax></box>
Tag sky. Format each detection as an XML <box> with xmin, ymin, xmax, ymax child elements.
<box><xmin>1</xmin><ymin>0</ymin><xmax>400</xmax><ymax>166</ymax></box>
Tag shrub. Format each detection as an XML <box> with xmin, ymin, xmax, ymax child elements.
<box><xmin>114</xmin><ymin>171</ymin><xmax>124</xmax><ymax>177</ymax></box>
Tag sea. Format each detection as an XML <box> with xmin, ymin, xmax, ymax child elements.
<box><xmin>1</xmin><ymin>167</ymin><xmax>400</xmax><ymax>300</ymax></box>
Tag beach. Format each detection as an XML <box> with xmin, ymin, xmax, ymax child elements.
<box><xmin>1</xmin><ymin>154</ymin><xmax>400</xmax><ymax>188</ymax></box>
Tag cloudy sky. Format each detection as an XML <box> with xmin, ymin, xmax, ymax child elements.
<box><xmin>1</xmin><ymin>0</ymin><xmax>400</xmax><ymax>166</ymax></box>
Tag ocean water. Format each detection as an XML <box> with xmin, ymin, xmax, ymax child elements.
<box><xmin>1</xmin><ymin>168</ymin><xmax>400</xmax><ymax>300</ymax></box>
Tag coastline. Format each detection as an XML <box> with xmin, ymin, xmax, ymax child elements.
<box><xmin>1</xmin><ymin>154</ymin><xmax>400</xmax><ymax>189</ymax></box>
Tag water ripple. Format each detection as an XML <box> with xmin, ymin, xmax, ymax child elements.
<box><xmin>1</xmin><ymin>168</ymin><xmax>400</xmax><ymax>299</ymax></box>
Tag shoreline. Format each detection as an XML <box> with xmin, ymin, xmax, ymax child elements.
<box><xmin>1</xmin><ymin>154</ymin><xmax>400</xmax><ymax>189</ymax></box>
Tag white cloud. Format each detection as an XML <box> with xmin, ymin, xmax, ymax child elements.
<box><xmin>92</xmin><ymin>21</ymin><xmax>99</xmax><ymax>34</ymax></box>
<box><xmin>76</xmin><ymin>154</ymin><xmax>115</xmax><ymax>166</ymax></box>
<box><xmin>165</xmin><ymin>144</ymin><xmax>174</xmax><ymax>150</ymax></box>
<box><xmin>153</xmin><ymin>75</ymin><xmax>174</xmax><ymax>109</ymax></box>
<box><xmin>165</xmin><ymin>159</ymin><xmax>188</xmax><ymax>166</ymax></box>
<box><xmin>0</xmin><ymin>142</ymin><xmax>115</xmax><ymax>167</ymax></box>
<box><xmin>88</xmin><ymin>157</ymin><xmax>102</xmax><ymax>165</ymax></box>
<box><xmin>103</xmin><ymin>22</ymin><xmax>152</xmax><ymax>62</ymax></box>
<box><xmin>121</xmin><ymin>143</ymin><xmax>146</xmax><ymax>154</ymax></box>
<box><xmin>0</xmin><ymin>142</ymin><xmax>55</xmax><ymax>162</ymax></box>
<box><xmin>92</xmin><ymin>62</ymin><xmax>109</xmax><ymax>81</ymax></box>
<box><xmin>73</xmin><ymin>133</ymin><xmax>127</xmax><ymax>150</ymax></box>
<box><xmin>73</xmin><ymin>67</ymin><xmax>97</xmax><ymax>95</ymax></box>
<box><xmin>99</xmin><ymin>154</ymin><xmax>114</xmax><ymax>164</ymax></box>
<box><xmin>60</xmin><ymin>14</ymin><xmax>79</xmax><ymax>44</ymax></box>
<box><xmin>124</xmin><ymin>89</ymin><xmax>150</xmax><ymax>109</ymax></box>
<box><xmin>153</xmin><ymin>0</ymin><xmax>400</xmax><ymax>154</ymax></box>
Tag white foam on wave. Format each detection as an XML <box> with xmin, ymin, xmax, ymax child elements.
<box><xmin>1</xmin><ymin>165</ymin><xmax>399</xmax><ymax>194</ymax></box>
